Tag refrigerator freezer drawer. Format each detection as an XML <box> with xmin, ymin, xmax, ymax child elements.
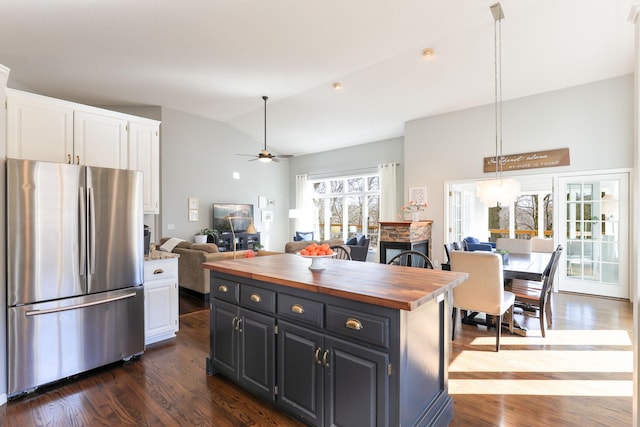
<box><xmin>8</xmin><ymin>286</ymin><xmax>144</xmax><ymax>397</ymax></box>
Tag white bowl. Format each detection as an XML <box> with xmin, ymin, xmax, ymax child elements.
<box><xmin>298</xmin><ymin>253</ymin><xmax>334</xmax><ymax>271</ymax></box>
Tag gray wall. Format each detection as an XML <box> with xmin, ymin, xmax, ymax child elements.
<box><xmin>159</xmin><ymin>108</ymin><xmax>290</xmax><ymax>251</ymax></box>
<box><xmin>404</xmin><ymin>74</ymin><xmax>634</xmax><ymax>264</ymax></box>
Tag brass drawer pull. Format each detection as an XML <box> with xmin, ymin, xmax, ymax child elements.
<box><xmin>291</xmin><ymin>304</ymin><xmax>304</xmax><ymax>314</ymax></box>
<box><xmin>153</xmin><ymin>269</ymin><xmax>164</xmax><ymax>275</ymax></box>
<box><xmin>314</xmin><ymin>347</ymin><xmax>322</xmax><ymax>365</ymax></box>
<box><xmin>345</xmin><ymin>318</ymin><xmax>364</xmax><ymax>330</ymax></box>
<box><xmin>322</xmin><ymin>350</ymin><xmax>330</xmax><ymax>368</ymax></box>
<box><xmin>250</xmin><ymin>293</ymin><xmax>261</xmax><ymax>303</ymax></box>
<box><xmin>218</xmin><ymin>285</ymin><xmax>228</xmax><ymax>293</ymax></box>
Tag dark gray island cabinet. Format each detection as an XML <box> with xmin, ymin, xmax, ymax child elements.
<box><xmin>204</xmin><ymin>254</ymin><xmax>468</xmax><ymax>427</ymax></box>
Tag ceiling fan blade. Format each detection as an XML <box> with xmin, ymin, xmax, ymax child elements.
<box><xmin>274</xmin><ymin>154</ymin><xmax>294</xmax><ymax>158</ymax></box>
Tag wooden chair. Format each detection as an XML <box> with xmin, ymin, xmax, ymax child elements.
<box><xmin>505</xmin><ymin>245</ymin><xmax>562</xmax><ymax>337</ymax></box>
<box><xmin>442</xmin><ymin>243</ymin><xmax>455</xmax><ymax>270</ymax></box>
<box><xmin>330</xmin><ymin>245</ymin><xmax>352</xmax><ymax>260</ymax></box>
<box><xmin>387</xmin><ymin>250</ymin><xmax>434</xmax><ymax>269</ymax></box>
<box><xmin>450</xmin><ymin>251</ymin><xmax>515</xmax><ymax>351</ymax></box>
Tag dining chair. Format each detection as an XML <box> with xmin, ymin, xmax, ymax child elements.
<box><xmin>496</xmin><ymin>237</ymin><xmax>531</xmax><ymax>254</ymax></box>
<box><xmin>450</xmin><ymin>251</ymin><xmax>515</xmax><ymax>351</ymax></box>
<box><xmin>531</xmin><ymin>237</ymin><xmax>554</xmax><ymax>253</ymax></box>
<box><xmin>330</xmin><ymin>245</ymin><xmax>352</xmax><ymax>260</ymax></box>
<box><xmin>505</xmin><ymin>245</ymin><xmax>562</xmax><ymax>337</ymax></box>
<box><xmin>442</xmin><ymin>243</ymin><xmax>455</xmax><ymax>270</ymax></box>
<box><xmin>387</xmin><ymin>250</ymin><xmax>434</xmax><ymax>269</ymax></box>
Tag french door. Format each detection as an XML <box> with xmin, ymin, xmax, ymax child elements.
<box><xmin>557</xmin><ymin>173</ymin><xmax>629</xmax><ymax>299</ymax></box>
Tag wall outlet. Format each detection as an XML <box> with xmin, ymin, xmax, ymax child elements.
<box><xmin>167</xmin><ymin>224</ymin><xmax>175</xmax><ymax>230</ymax></box>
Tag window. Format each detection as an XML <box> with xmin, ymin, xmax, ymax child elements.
<box><xmin>311</xmin><ymin>174</ymin><xmax>380</xmax><ymax>248</ymax></box>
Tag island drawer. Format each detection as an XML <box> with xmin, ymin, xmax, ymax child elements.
<box><xmin>326</xmin><ymin>305</ymin><xmax>390</xmax><ymax>348</ymax></box>
<box><xmin>211</xmin><ymin>279</ymin><xmax>240</xmax><ymax>303</ymax></box>
<box><xmin>278</xmin><ymin>293</ymin><xmax>323</xmax><ymax>327</ymax></box>
<box><xmin>241</xmin><ymin>284</ymin><xmax>276</xmax><ymax>313</ymax></box>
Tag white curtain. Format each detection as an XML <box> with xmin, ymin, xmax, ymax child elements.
<box><xmin>377</xmin><ymin>163</ymin><xmax>399</xmax><ymax>263</ymax></box>
<box><xmin>378</xmin><ymin>163</ymin><xmax>399</xmax><ymax>221</ymax></box>
<box><xmin>295</xmin><ymin>174</ymin><xmax>313</xmax><ymax>232</ymax></box>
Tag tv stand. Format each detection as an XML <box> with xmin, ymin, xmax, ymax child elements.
<box><xmin>215</xmin><ymin>232</ymin><xmax>260</xmax><ymax>252</ymax></box>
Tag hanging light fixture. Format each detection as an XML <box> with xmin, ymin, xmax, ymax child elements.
<box><xmin>476</xmin><ymin>2</ymin><xmax>520</xmax><ymax>206</ymax></box>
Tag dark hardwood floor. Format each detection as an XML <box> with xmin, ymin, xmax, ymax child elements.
<box><xmin>2</xmin><ymin>291</ymin><xmax>632</xmax><ymax>426</ymax></box>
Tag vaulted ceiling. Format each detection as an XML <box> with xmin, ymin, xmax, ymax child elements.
<box><xmin>1</xmin><ymin>1</ymin><xmax>635</xmax><ymax>157</ymax></box>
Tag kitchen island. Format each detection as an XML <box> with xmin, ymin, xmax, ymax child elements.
<box><xmin>204</xmin><ymin>253</ymin><xmax>468</xmax><ymax>427</ymax></box>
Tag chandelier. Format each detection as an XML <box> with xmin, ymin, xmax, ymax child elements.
<box><xmin>476</xmin><ymin>2</ymin><xmax>520</xmax><ymax>206</ymax></box>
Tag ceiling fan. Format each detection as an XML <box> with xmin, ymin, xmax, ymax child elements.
<box><xmin>237</xmin><ymin>96</ymin><xmax>293</xmax><ymax>163</ymax></box>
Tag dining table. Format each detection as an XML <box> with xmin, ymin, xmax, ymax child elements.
<box><xmin>503</xmin><ymin>251</ymin><xmax>553</xmax><ymax>282</ymax></box>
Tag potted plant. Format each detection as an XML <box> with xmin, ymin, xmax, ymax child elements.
<box><xmin>496</xmin><ymin>248</ymin><xmax>509</xmax><ymax>265</ymax></box>
<box><xmin>194</xmin><ymin>230</ymin><xmax>208</xmax><ymax>244</ymax></box>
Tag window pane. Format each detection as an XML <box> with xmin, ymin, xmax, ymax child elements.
<box><xmin>367</xmin><ymin>195</ymin><xmax>379</xmax><ymax>248</ymax></box>
<box><xmin>314</xmin><ymin>181</ymin><xmax>326</xmax><ymax>194</ymax></box>
<box><xmin>330</xmin><ymin>180</ymin><xmax>343</xmax><ymax>194</ymax></box>
<box><xmin>347</xmin><ymin>195</ymin><xmax>363</xmax><ymax>237</ymax></box>
<box><xmin>515</xmin><ymin>195</ymin><xmax>537</xmax><ymax>239</ymax></box>
<box><xmin>544</xmin><ymin>193</ymin><xmax>553</xmax><ymax>237</ymax></box>
<box><xmin>368</xmin><ymin>176</ymin><xmax>379</xmax><ymax>191</ymax></box>
<box><xmin>329</xmin><ymin>196</ymin><xmax>343</xmax><ymax>239</ymax></box>
<box><xmin>347</xmin><ymin>178</ymin><xmax>364</xmax><ymax>193</ymax></box>
<box><xmin>315</xmin><ymin>197</ymin><xmax>326</xmax><ymax>240</ymax></box>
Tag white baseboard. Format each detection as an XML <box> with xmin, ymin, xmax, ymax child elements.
<box><xmin>0</xmin><ymin>392</ymin><xmax>7</xmax><ymax>406</ymax></box>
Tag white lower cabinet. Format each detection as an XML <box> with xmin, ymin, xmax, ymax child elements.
<box><xmin>144</xmin><ymin>257</ymin><xmax>179</xmax><ymax>345</ymax></box>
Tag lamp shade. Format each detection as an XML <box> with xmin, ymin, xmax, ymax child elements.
<box><xmin>476</xmin><ymin>178</ymin><xmax>521</xmax><ymax>206</ymax></box>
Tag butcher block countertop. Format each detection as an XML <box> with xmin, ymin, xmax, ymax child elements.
<box><xmin>203</xmin><ymin>253</ymin><xmax>468</xmax><ymax>311</ymax></box>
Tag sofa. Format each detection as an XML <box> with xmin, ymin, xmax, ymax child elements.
<box><xmin>344</xmin><ymin>234</ymin><xmax>371</xmax><ymax>262</ymax></box>
<box><xmin>158</xmin><ymin>237</ymin><xmax>278</xmax><ymax>298</ymax></box>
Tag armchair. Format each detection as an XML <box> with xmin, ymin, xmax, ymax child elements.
<box><xmin>344</xmin><ymin>234</ymin><xmax>370</xmax><ymax>262</ymax></box>
<box><xmin>463</xmin><ymin>236</ymin><xmax>495</xmax><ymax>252</ymax></box>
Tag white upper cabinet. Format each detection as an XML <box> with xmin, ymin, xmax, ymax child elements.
<box><xmin>6</xmin><ymin>89</ymin><xmax>161</xmax><ymax>214</ymax></box>
<box><xmin>128</xmin><ymin>120</ymin><xmax>160</xmax><ymax>214</ymax></box>
<box><xmin>7</xmin><ymin>91</ymin><xmax>74</xmax><ymax>163</ymax></box>
<box><xmin>74</xmin><ymin>110</ymin><xmax>128</xmax><ymax>169</ymax></box>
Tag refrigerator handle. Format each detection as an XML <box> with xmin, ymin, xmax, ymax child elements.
<box><xmin>88</xmin><ymin>187</ymin><xmax>96</xmax><ymax>275</ymax></box>
<box><xmin>79</xmin><ymin>186</ymin><xmax>86</xmax><ymax>276</ymax></box>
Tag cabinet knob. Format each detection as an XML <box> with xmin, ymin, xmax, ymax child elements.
<box><xmin>153</xmin><ymin>269</ymin><xmax>164</xmax><ymax>275</ymax></box>
<box><xmin>76</xmin><ymin>155</ymin><xmax>80</xmax><ymax>165</ymax></box>
<box><xmin>291</xmin><ymin>304</ymin><xmax>304</xmax><ymax>314</ymax></box>
<box><xmin>67</xmin><ymin>154</ymin><xmax>71</xmax><ymax>164</ymax></box>
<box><xmin>345</xmin><ymin>318</ymin><xmax>364</xmax><ymax>331</ymax></box>
<box><xmin>218</xmin><ymin>284</ymin><xmax>228</xmax><ymax>293</ymax></box>
<box><xmin>250</xmin><ymin>293</ymin><xmax>261</xmax><ymax>303</ymax></box>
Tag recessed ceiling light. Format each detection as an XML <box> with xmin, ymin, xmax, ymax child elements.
<box><xmin>332</xmin><ymin>82</ymin><xmax>342</xmax><ymax>90</ymax></box>
<box><xmin>232</xmin><ymin>172</ymin><xmax>240</xmax><ymax>179</ymax></box>
<box><xmin>421</xmin><ymin>48</ymin><xmax>434</xmax><ymax>57</ymax></box>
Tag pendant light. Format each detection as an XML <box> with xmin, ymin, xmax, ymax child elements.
<box><xmin>476</xmin><ymin>2</ymin><xmax>520</xmax><ymax>206</ymax></box>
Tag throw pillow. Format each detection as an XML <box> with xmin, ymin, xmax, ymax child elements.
<box><xmin>159</xmin><ymin>237</ymin><xmax>184</xmax><ymax>252</ymax></box>
<box><xmin>345</xmin><ymin>237</ymin><xmax>358</xmax><ymax>245</ymax></box>
<box><xmin>295</xmin><ymin>231</ymin><xmax>314</xmax><ymax>241</ymax></box>
<box><xmin>356</xmin><ymin>234</ymin><xmax>366</xmax><ymax>246</ymax></box>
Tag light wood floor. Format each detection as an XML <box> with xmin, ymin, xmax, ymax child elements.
<box><xmin>1</xmin><ymin>291</ymin><xmax>633</xmax><ymax>426</ymax></box>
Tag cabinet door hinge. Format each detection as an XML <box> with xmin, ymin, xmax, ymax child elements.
<box><xmin>387</xmin><ymin>363</ymin><xmax>392</xmax><ymax>376</ymax></box>
<box><xmin>274</xmin><ymin>385</ymin><xmax>278</xmax><ymax>395</ymax></box>
<box><xmin>274</xmin><ymin>325</ymin><xmax>278</xmax><ymax>335</ymax></box>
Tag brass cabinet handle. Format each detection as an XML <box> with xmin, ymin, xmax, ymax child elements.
<box><xmin>67</xmin><ymin>154</ymin><xmax>72</xmax><ymax>164</ymax></box>
<box><xmin>250</xmin><ymin>293</ymin><xmax>261</xmax><ymax>303</ymax></box>
<box><xmin>314</xmin><ymin>347</ymin><xmax>322</xmax><ymax>365</ymax></box>
<box><xmin>232</xmin><ymin>316</ymin><xmax>238</xmax><ymax>330</ymax></box>
<box><xmin>345</xmin><ymin>318</ymin><xmax>364</xmax><ymax>331</ymax></box>
<box><xmin>322</xmin><ymin>350</ymin><xmax>330</xmax><ymax>368</ymax></box>
<box><xmin>218</xmin><ymin>285</ymin><xmax>228</xmax><ymax>293</ymax></box>
<box><xmin>76</xmin><ymin>155</ymin><xmax>80</xmax><ymax>165</ymax></box>
<box><xmin>153</xmin><ymin>269</ymin><xmax>164</xmax><ymax>275</ymax></box>
<box><xmin>291</xmin><ymin>304</ymin><xmax>304</xmax><ymax>314</ymax></box>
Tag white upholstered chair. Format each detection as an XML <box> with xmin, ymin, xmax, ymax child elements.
<box><xmin>496</xmin><ymin>237</ymin><xmax>531</xmax><ymax>254</ymax></box>
<box><xmin>450</xmin><ymin>251</ymin><xmax>515</xmax><ymax>351</ymax></box>
<box><xmin>531</xmin><ymin>237</ymin><xmax>554</xmax><ymax>253</ymax></box>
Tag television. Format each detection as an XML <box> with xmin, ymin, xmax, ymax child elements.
<box><xmin>212</xmin><ymin>203</ymin><xmax>254</xmax><ymax>233</ymax></box>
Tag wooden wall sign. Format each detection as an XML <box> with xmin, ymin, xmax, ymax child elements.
<box><xmin>483</xmin><ymin>148</ymin><xmax>570</xmax><ymax>173</ymax></box>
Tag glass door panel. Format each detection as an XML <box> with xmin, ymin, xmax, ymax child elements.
<box><xmin>558</xmin><ymin>174</ymin><xmax>628</xmax><ymax>299</ymax></box>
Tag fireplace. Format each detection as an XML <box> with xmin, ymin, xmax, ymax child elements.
<box><xmin>379</xmin><ymin>220</ymin><xmax>433</xmax><ymax>264</ymax></box>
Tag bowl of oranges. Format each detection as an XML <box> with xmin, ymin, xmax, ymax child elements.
<box><xmin>297</xmin><ymin>243</ymin><xmax>334</xmax><ymax>271</ymax></box>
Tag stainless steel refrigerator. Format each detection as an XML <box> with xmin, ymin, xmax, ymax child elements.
<box><xmin>6</xmin><ymin>158</ymin><xmax>145</xmax><ymax>397</ymax></box>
